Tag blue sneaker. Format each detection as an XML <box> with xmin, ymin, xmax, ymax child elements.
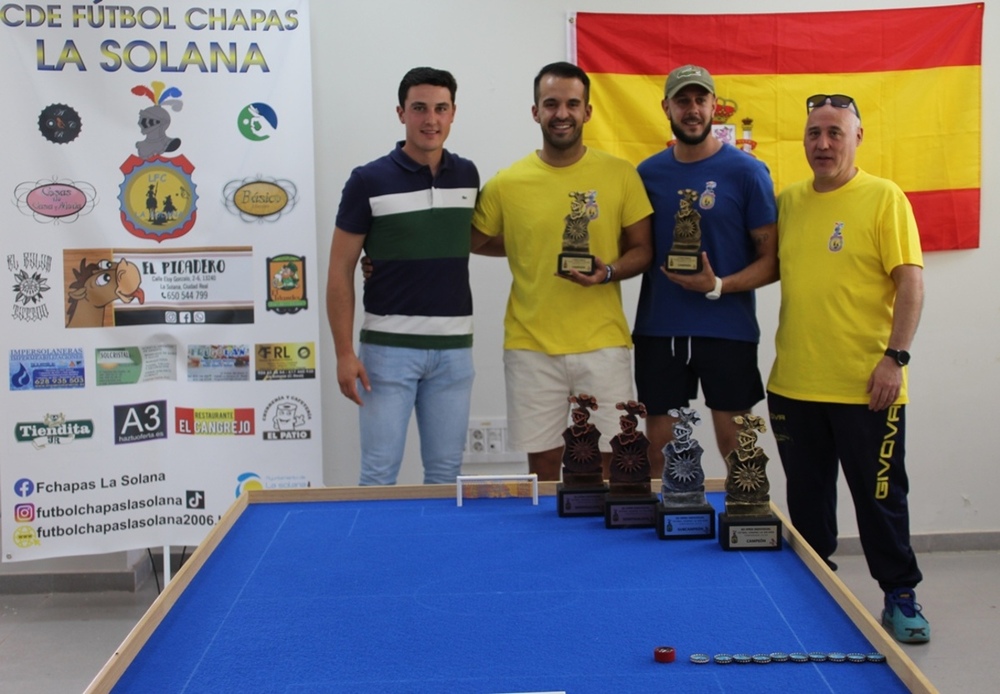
<box><xmin>881</xmin><ymin>587</ymin><xmax>930</xmax><ymax>643</ymax></box>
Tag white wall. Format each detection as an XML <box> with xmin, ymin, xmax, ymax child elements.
<box><xmin>313</xmin><ymin>0</ymin><xmax>1000</xmax><ymax>538</ymax></box>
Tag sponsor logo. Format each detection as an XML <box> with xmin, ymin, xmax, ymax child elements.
<box><xmin>235</xmin><ymin>472</ymin><xmax>264</xmax><ymax>497</ymax></box>
<box><xmin>38</xmin><ymin>103</ymin><xmax>82</xmax><ymax>144</ymax></box>
<box><xmin>224</xmin><ymin>177</ymin><xmax>297</xmax><ymax>221</ymax></box>
<box><xmin>261</xmin><ymin>395</ymin><xmax>312</xmax><ymax>441</ymax></box>
<box><xmin>8</xmin><ymin>252</ymin><xmax>52</xmax><ymax>322</ymax></box>
<box><xmin>187</xmin><ymin>344</ymin><xmax>250</xmax><ymax>382</ymax></box>
<box><xmin>266</xmin><ymin>254</ymin><xmax>307</xmax><ymax>314</ymax></box>
<box><xmin>114</xmin><ymin>400</ymin><xmax>168</xmax><ymax>444</ymax></box>
<box><xmin>175</xmin><ymin>407</ymin><xmax>254</xmax><ymax>436</ymax></box>
<box><xmin>237</xmin><ymin>102</ymin><xmax>278</xmax><ymax>141</ymax></box>
<box><xmin>14</xmin><ymin>178</ymin><xmax>97</xmax><ymax>223</ymax></box>
<box><xmin>96</xmin><ymin>345</ymin><xmax>177</xmax><ymax>386</ymax></box>
<box><xmin>9</xmin><ymin>348</ymin><xmax>85</xmax><ymax>391</ymax></box>
<box><xmin>255</xmin><ymin>342</ymin><xmax>315</xmax><ymax>380</ymax></box>
<box><xmin>64</xmin><ymin>253</ymin><xmax>145</xmax><ymax>328</ymax></box>
<box><xmin>15</xmin><ymin>413</ymin><xmax>95</xmax><ymax>448</ymax></box>
<box><xmin>235</xmin><ymin>471</ymin><xmax>309</xmax><ymax>497</ymax></box>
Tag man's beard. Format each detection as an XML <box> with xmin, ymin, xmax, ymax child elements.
<box><xmin>542</xmin><ymin>120</ymin><xmax>582</xmax><ymax>150</ymax></box>
<box><xmin>670</xmin><ymin>118</ymin><xmax>712</xmax><ymax>146</ymax></box>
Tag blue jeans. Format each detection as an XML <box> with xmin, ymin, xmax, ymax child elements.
<box><xmin>358</xmin><ymin>343</ymin><xmax>474</xmax><ymax>485</ymax></box>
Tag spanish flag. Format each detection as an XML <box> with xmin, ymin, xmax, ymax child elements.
<box><xmin>571</xmin><ymin>4</ymin><xmax>983</xmax><ymax>251</ymax></box>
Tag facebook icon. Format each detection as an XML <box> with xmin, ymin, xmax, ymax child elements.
<box><xmin>14</xmin><ymin>478</ymin><xmax>35</xmax><ymax>497</ymax></box>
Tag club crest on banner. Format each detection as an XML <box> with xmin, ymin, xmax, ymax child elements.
<box><xmin>119</xmin><ymin>82</ymin><xmax>198</xmax><ymax>242</ymax></box>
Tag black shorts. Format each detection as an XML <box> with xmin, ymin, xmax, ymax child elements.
<box><xmin>633</xmin><ymin>335</ymin><xmax>764</xmax><ymax>415</ymax></box>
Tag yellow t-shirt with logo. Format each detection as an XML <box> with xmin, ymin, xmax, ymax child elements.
<box><xmin>472</xmin><ymin>148</ymin><xmax>653</xmax><ymax>354</ymax></box>
<box><xmin>768</xmin><ymin>169</ymin><xmax>923</xmax><ymax>404</ymax></box>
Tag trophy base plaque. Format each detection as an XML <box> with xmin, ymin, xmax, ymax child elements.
<box><xmin>665</xmin><ymin>251</ymin><xmax>702</xmax><ymax>274</ymax></box>
<box><xmin>718</xmin><ymin>512</ymin><xmax>782</xmax><ymax>551</ymax></box>
<box><xmin>557</xmin><ymin>252</ymin><xmax>596</xmax><ymax>276</ymax></box>
<box><xmin>557</xmin><ymin>482</ymin><xmax>608</xmax><ymax>517</ymax></box>
<box><xmin>656</xmin><ymin>502</ymin><xmax>716</xmax><ymax>540</ymax></box>
<box><xmin>604</xmin><ymin>494</ymin><xmax>658</xmax><ymax>529</ymax></box>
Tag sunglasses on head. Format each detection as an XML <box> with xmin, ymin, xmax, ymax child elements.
<box><xmin>806</xmin><ymin>94</ymin><xmax>860</xmax><ymax>120</ymax></box>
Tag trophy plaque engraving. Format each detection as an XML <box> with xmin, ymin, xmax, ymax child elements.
<box><xmin>557</xmin><ymin>394</ymin><xmax>608</xmax><ymax>517</ymax></box>
<box><xmin>605</xmin><ymin>401</ymin><xmax>658</xmax><ymax>529</ymax></box>
<box><xmin>665</xmin><ymin>188</ymin><xmax>704</xmax><ymax>274</ymax></box>
<box><xmin>656</xmin><ymin>407</ymin><xmax>715</xmax><ymax>540</ymax></box>
<box><xmin>718</xmin><ymin>414</ymin><xmax>782</xmax><ymax>550</ymax></box>
<box><xmin>557</xmin><ymin>190</ymin><xmax>597</xmax><ymax>276</ymax></box>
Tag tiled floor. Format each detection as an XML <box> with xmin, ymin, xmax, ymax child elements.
<box><xmin>0</xmin><ymin>550</ymin><xmax>994</xmax><ymax>693</ymax></box>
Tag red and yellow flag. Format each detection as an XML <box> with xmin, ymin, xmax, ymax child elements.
<box><xmin>572</xmin><ymin>4</ymin><xmax>983</xmax><ymax>251</ymax></box>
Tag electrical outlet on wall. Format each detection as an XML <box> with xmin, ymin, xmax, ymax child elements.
<box><xmin>463</xmin><ymin>417</ymin><xmax>522</xmax><ymax>464</ymax></box>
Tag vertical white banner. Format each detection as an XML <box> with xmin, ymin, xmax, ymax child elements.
<box><xmin>0</xmin><ymin>1</ymin><xmax>322</xmax><ymax>561</ymax></box>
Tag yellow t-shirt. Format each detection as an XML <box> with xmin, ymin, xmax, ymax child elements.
<box><xmin>768</xmin><ymin>169</ymin><xmax>923</xmax><ymax>404</ymax></box>
<box><xmin>472</xmin><ymin>148</ymin><xmax>653</xmax><ymax>354</ymax></box>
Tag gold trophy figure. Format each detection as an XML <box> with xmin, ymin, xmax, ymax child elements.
<box><xmin>665</xmin><ymin>188</ymin><xmax>704</xmax><ymax>273</ymax></box>
<box><xmin>557</xmin><ymin>190</ymin><xmax>597</xmax><ymax>276</ymax></box>
<box><xmin>718</xmin><ymin>414</ymin><xmax>782</xmax><ymax>550</ymax></box>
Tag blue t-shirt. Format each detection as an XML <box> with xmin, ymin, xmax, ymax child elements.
<box><xmin>633</xmin><ymin>143</ymin><xmax>776</xmax><ymax>342</ymax></box>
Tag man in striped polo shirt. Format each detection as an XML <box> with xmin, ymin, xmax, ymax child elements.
<box><xmin>327</xmin><ymin>67</ymin><xmax>479</xmax><ymax>486</ymax></box>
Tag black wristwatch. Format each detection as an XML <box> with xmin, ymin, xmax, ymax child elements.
<box><xmin>884</xmin><ymin>348</ymin><xmax>911</xmax><ymax>366</ymax></box>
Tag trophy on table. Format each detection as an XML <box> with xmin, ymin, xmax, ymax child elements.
<box><xmin>557</xmin><ymin>394</ymin><xmax>608</xmax><ymax>517</ymax></box>
<box><xmin>664</xmin><ymin>188</ymin><xmax>704</xmax><ymax>273</ymax></box>
<box><xmin>557</xmin><ymin>191</ymin><xmax>597</xmax><ymax>276</ymax></box>
<box><xmin>656</xmin><ymin>407</ymin><xmax>716</xmax><ymax>540</ymax></box>
<box><xmin>605</xmin><ymin>400</ymin><xmax>658</xmax><ymax>529</ymax></box>
<box><xmin>718</xmin><ymin>414</ymin><xmax>782</xmax><ymax>550</ymax></box>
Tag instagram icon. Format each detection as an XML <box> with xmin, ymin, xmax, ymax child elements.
<box><xmin>14</xmin><ymin>503</ymin><xmax>35</xmax><ymax>522</ymax></box>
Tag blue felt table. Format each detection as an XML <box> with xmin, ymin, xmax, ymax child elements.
<box><xmin>100</xmin><ymin>490</ymin><xmax>923</xmax><ymax>693</ymax></box>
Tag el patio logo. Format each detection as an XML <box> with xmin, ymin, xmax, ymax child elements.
<box><xmin>261</xmin><ymin>395</ymin><xmax>312</xmax><ymax>441</ymax></box>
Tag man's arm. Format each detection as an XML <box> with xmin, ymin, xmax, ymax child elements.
<box><xmin>664</xmin><ymin>222</ymin><xmax>778</xmax><ymax>294</ymax></box>
<box><xmin>326</xmin><ymin>227</ymin><xmax>370</xmax><ymax>405</ymax></box>
<box><xmin>867</xmin><ymin>263</ymin><xmax>924</xmax><ymax>411</ymax></box>
<box><xmin>471</xmin><ymin>227</ymin><xmax>506</xmax><ymax>257</ymax></box>
<box><xmin>562</xmin><ymin>214</ymin><xmax>653</xmax><ymax>286</ymax></box>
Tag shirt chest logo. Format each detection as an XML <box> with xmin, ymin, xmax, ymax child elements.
<box><xmin>698</xmin><ymin>181</ymin><xmax>717</xmax><ymax>210</ymax></box>
<box><xmin>828</xmin><ymin>222</ymin><xmax>845</xmax><ymax>252</ymax></box>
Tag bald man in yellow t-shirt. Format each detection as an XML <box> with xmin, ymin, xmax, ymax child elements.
<box><xmin>766</xmin><ymin>93</ymin><xmax>928</xmax><ymax>645</ymax></box>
